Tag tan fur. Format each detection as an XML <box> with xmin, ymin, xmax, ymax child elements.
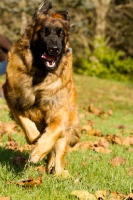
<box><xmin>3</xmin><ymin>8</ymin><xmax>80</xmax><ymax>176</ymax></box>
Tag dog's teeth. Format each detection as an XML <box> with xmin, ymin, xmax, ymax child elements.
<box><xmin>46</xmin><ymin>61</ymin><xmax>55</xmax><ymax>68</ymax></box>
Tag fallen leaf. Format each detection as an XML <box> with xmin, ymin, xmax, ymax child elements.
<box><xmin>106</xmin><ymin>135</ymin><xmax>133</xmax><ymax>147</ymax></box>
<box><xmin>0</xmin><ymin>198</ymin><xmax>10</xmax><ymax>200</ymax></box>
<box><xmin>110</xmin><ymin>156</ymin><xmax>126</xmax><ymax>167</ymax></box>
<box><xmin>92</xmin><ymin>138</ymin><xmax>111</xmax><ymax>154</ymax></box>
<box><xmin>127</xmin><ymin>167</ymin><xmax>133</xmax><ymax>176</ymax></box>
<box><xmin>126</xmin><ymin>193</ymin><xmax>133</xmax><ymax>199</ymax></box>
<box><xmin>69</xmin><ymin>141</ymin><xmax>94</xmax><ymax>152</ymax></box>
<box><xmin>87</xmin><ymin>129</ymin><xmax>101</xmax><ymax>136</ymax></box>
<box><xmin>10</xmin><ymin>155</ymin><xmax>27</xmax><ymax>166</ymax></box>
<box><xmin>71</xmin><ymin>190</ymin><xmax>96</xmax><ymax>200</ymax></box>
<box><xmin>109</xmin><ymin>191</ymin><xmax>126</xmax><ymax>200</ymax></box>
<box><xmin>79</xmin><ymin>113</ymin><xmax>85</xmax><ymax>119</ymax></box>
<box><xmin>0</xmin><ymin>121</ymin><xmax>6</xmax><ymax>136</ymax></box>
<box><xmin>4</xmin><ymin>122</ymin><xmax>19</xmax><ymax>134</ymax></box>
<box><xmin>35</xmin><ymin>165</ymin><xmax>46</xmax><ymax>172</ymax></box>
<box><xmin>74</xmin><ymin>178</ymin><xmax>80</xmax><ymax>184</ymax></box>
<box><xmin>97</xmin><ymin>138</ymin><xmax>110</xmax><ymax>148</ymax></box>
<box><xmin>117</xmin><ymin>125</ymin><xmax>126</xmax><ymax>130</ymax></box>
<box><xmin>5</xmin><ymin>135</ymin><xmax>19</xmax><ymax>150</ymax></box>
<box><xmin>94</xmin><ymin>190</ymin><xmax>109</xmax><ymax>199</ymax></box>
<box><xmin>18</xmin><ymin>144</ymin><xmax>33</xmax><ymax>152</ymax></box>
<box><xmin>82</xmin><ymin>124</ymin><xmax>92</xmax><ymax>132</ymax></box>
<box><xmin>108</xmin><ymin>109</ymin><xmax>113</xmax><ymax>116</ymax></box>
<box><xmin>88</xmin><ymin>104</ymin><xmax>104</xmax><ymax>116</ymax></box>
<box><xmin>81</xmin><ymin>162</ymin><xmax>88</xmax><ymax>166</ymax></box>
<box><xmin>93</xmin><ymin>146</ymin><xmax>112</xmax><ymax>154</ymax></box>
<box><xmin>17</xmin><ymin>176</ymin><xmax>42</xmax><ymax>187</ymax></box>
<box><xmin>126</xmin><ymin>147</ymin><xmax>133</xmax><ymax>152</ymax></box>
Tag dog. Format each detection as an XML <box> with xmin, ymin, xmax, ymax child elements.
<box><xmin>3</xmin><ymin>1</ymin><xmax>80</xmax><ymax>176</ymax></box>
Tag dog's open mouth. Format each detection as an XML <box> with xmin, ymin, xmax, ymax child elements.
<box><xmin>41</xmin><ymin>53</ymin><xmax>59</xmax><ymax>69</ymax></box>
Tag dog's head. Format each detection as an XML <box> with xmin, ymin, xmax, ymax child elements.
<box><xmin>29</xmin><ymin>2</ymin><xmax>70</xmax><ymax>71</ymax></box>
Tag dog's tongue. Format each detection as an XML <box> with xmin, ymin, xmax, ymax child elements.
<box><xmin>41</xmin><ymin>53</ymin><xmax>57</xmax><ymax>61</ymax></box>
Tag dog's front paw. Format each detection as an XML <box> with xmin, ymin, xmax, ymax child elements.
<box><xmin>29</xmin><ymin>143</ymin><xmax>49</xmax><ymax>163</ymax></box>
<box><xmin>29</xmin><ymin>153</ymin><xmax>40</xmax><ymax>163</ymax></box>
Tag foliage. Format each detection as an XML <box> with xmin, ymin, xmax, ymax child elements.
<box><xmin>74</xmin><ymin>38</ymin><xmax>133</xmax><ymax>82</ymax></box>
<box><xmin>1</xmin><ymin>0</ymin><xmax>133</xmax><ymax>82</ymax></box>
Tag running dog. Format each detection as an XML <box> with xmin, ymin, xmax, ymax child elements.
<box><xmin>3</xmin><ymin>1</ymin><xmax>80</xmax><ymax>176</ymax></box>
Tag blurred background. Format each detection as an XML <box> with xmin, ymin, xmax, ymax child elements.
<box><xmin>0</xmin><ymin>0</ymin><xmax>133</xmax><ymax>82</ymax></box>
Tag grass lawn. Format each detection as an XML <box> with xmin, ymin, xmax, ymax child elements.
<box><xmin>0</xmin><ymin>74</ymin><xmax>133</xmax><ymax>199</ymax></box>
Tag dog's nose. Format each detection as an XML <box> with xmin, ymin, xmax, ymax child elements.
<box><xmin>49</xmin><ymin>46</ymin><xmax>59</xmax><ymax>55</ymax></box>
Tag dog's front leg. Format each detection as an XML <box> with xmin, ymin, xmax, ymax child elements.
<box><xmin>29</xmin><ymin>118</ymin><xmax>65</xmax><ymax>163</ymax></box>
<box><xmin>5</xmin><ymin>102</ymin><xmax>41</xmax><ymax>144</ymax></box>
<box><xmin>18</xmin><ymin>115</ymin><xmax>41</xmax><ymax>143</ymax></box>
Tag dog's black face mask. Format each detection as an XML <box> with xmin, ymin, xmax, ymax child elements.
<box><xmin>31</xmin><ymin>16</ymin><xmax>70</xmax><ymax>71</ymax></box>
<box><xmin>39</xmin><ymin>24</ymin><xmax>65</xmax><ymax>70</ymax></box>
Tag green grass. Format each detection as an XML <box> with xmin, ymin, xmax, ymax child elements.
<box><xmin>0</xmin><ymin>74</ymin><xmax>133</xmax><ymax>199</ymax></box>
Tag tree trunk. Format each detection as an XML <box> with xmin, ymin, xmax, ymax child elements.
<box><xmin>95</xmin><ymin>0</ymin><xmax>111</xmax><ymax>39</ymax></box>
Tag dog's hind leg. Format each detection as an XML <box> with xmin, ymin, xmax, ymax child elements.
<box><xmin>46</xmin><ymin>149</ymin><xmax>56</xmax><ymax>173</ymax></box>
<box><xmin>54</xmin><ymin>137</ymin><xmax>70</xmax><ymax>177</ymax></box>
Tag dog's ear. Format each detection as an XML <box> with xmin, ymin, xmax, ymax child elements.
<box><xmin>33</xmin><ymin>1</ymin><xmax>52</xmax><ymax>19</ymax></box>
<box><xmin>52</xmin><ymin>11</ymin><xmax>70</xmax><ymax>22</ymax></box>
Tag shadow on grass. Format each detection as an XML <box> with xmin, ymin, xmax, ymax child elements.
<box><xmin>0</xmin><ymin>146</ymin><xmax>30</xmax><ymax>173</ymax></box>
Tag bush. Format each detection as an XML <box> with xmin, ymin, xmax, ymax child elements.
<box><xmin>74</xmin><ymin>38</ymin><xmax>133</xmax><ymax>82</ymax></box>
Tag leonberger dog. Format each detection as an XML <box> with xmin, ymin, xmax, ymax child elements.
<box><xmin>3</xmin><ymin>1</ymin><xmax>80</xmax><ymax>176</ymax></box>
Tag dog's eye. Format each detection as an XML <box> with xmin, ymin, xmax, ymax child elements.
<box><xmin>56</xmin><ymin>28</ymin><xmax>64</xmax><ymax>37</ymax></box>
<box><xmin>42</xmin><ymin>27</ymin><xmax>51</xmax><ymax>36</ymax></box>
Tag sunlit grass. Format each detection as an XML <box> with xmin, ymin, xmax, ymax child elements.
<box><xmin>0</xmin><ymin>74</ymin><xmax>133</xmax><ymax>199</ymax></box>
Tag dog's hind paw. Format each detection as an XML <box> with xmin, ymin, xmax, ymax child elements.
<box><xmin>56</xmin><ymin>170</ymin><xmax>71</xmax><ymax>178</ymax></box>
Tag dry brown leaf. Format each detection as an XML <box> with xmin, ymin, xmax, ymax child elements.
<box><xmin>17</xmin><ymin>176</ymin><xmax>42</xmax><ymax>187</ymax></box>
<box><xmin>69</xmin><ymin>141</ymin><xmax>94</xmax><ymax>152</ymax></box>
<box><xmin>93</xmin><ymin>146</ymin><xmax>112</xmax><ymax>154</ymax></box>
<box><xmin>18</xmin><ymin>144</ymin><xmax>33</xmax><ymax>152</ymax></box>
<box><xmin>108</xmin><ymin>191</ymin><xmax>126</xmax><ymax>200</ymax></box>
<box><xmin>71</xmin><ymin>190</ymin><xmax>96</xmax><ymax>200</ymax></box>
<box><xmin>4</xmin><ymin>122</ymin><xmax>19</xmax><ymax>134</ymax></box>
<box><xmin>0</xmin><ymin>121</ymin><xmax>6</xmax><ymax>136</ymax></box>
<box><xmin>6</xmin><ymin>135</ymin><xmax>19</xmax><ymax>150</ymax></box>
<box><xmin>106</xmin><ymin>135</ymin><xmax>133</xmax><ymax>147</ymax></box>
<box><xmin>127</xmin><ymin>167</ymin><xmax>133</xmax><ymax>176</ymax></box>
<box><xmin>82</xmin><ymin>124</ymin><xmax>92</xmax><ymax>132</ymax></box>
<box><xmin>35</xmin><ymin>165</ymin><xmax>46</xmax><ymax>172</ymax></box>
<box><xmin>10</xmin><ymin>155</ymin><xmax>27</xmax><ymax>166</ymax></box>
<box><xmin>81</xmin><ymin>162</ymin><xmax>88</xmax><ymax>166</ymax></box>
<box><xmin>126</xmin><ymin>147</ymin><xmax>133</xmax><ymax>153</ymax></box>
<box><xmin>92</xmin><ymin>138</ymin><xmax>111</xmax><ymax>154</ymax></box>
<box><xmin>79</xmin><ymin>113</ymin><xmax>85</xmax><ymax>119</ymax></box>
<box><xmin>106</xmin><ymin>135</ymin><xmax>122</xmax><ymax>145</ymax></box>
<box><xmin>125</xmin><ymin>193</ymin><xmax>133</xmax><ymax>200</ymax></box>
<box><xmin>94</xmin><ymin>190</ymin><xmax>110</xmax><ymax>199</ymax></box>
<box><xmin>117</xmin><ymin>124</ymin><xmax>126</xmax><ymax>130</ymax></box>
<box><xmin>120</xmin><ymin>137</ymin><xmax>131</xmax><ymax>146</ymax></box>
<box><xmin>108</xmin><ymin>109</ymin><xmax>113</xmax><ymax>116</ymax></box>
<box><xmin>88</xmin><ymin>103</ymin><xmax>104</xmax><ymax>116</ymax></box>
<box><xmin>88</xmin><ymin>104</ymin><xmax>112</xmax><ymax>118</ymax></box>
<box><xmin>110</xmin><ymin>156</ymin><xmax>126</xmax><ymax>167</ymax></box>
<box><xmin>87</xmin><ymin>129</ymin><xmax>101</xmax><ymax>136</ymax></box>
<box><xmin>0</xmin><ymin>198</ymin><xmax>10</xmax><ymax>200</ymax></box>
<box><xmin>128</xmin><ymin>137</ymin><xmax>133</xmax><ymax>145</ymax></box>
<box><xmin>74</xmin><ymin>178</ymin><xmax>80</xmax><ymax>184</ymax></box>
<box><xmin>98</xmin><ymin>138</ymin><xmax>110</xmax><ymax>148</ymax></box>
